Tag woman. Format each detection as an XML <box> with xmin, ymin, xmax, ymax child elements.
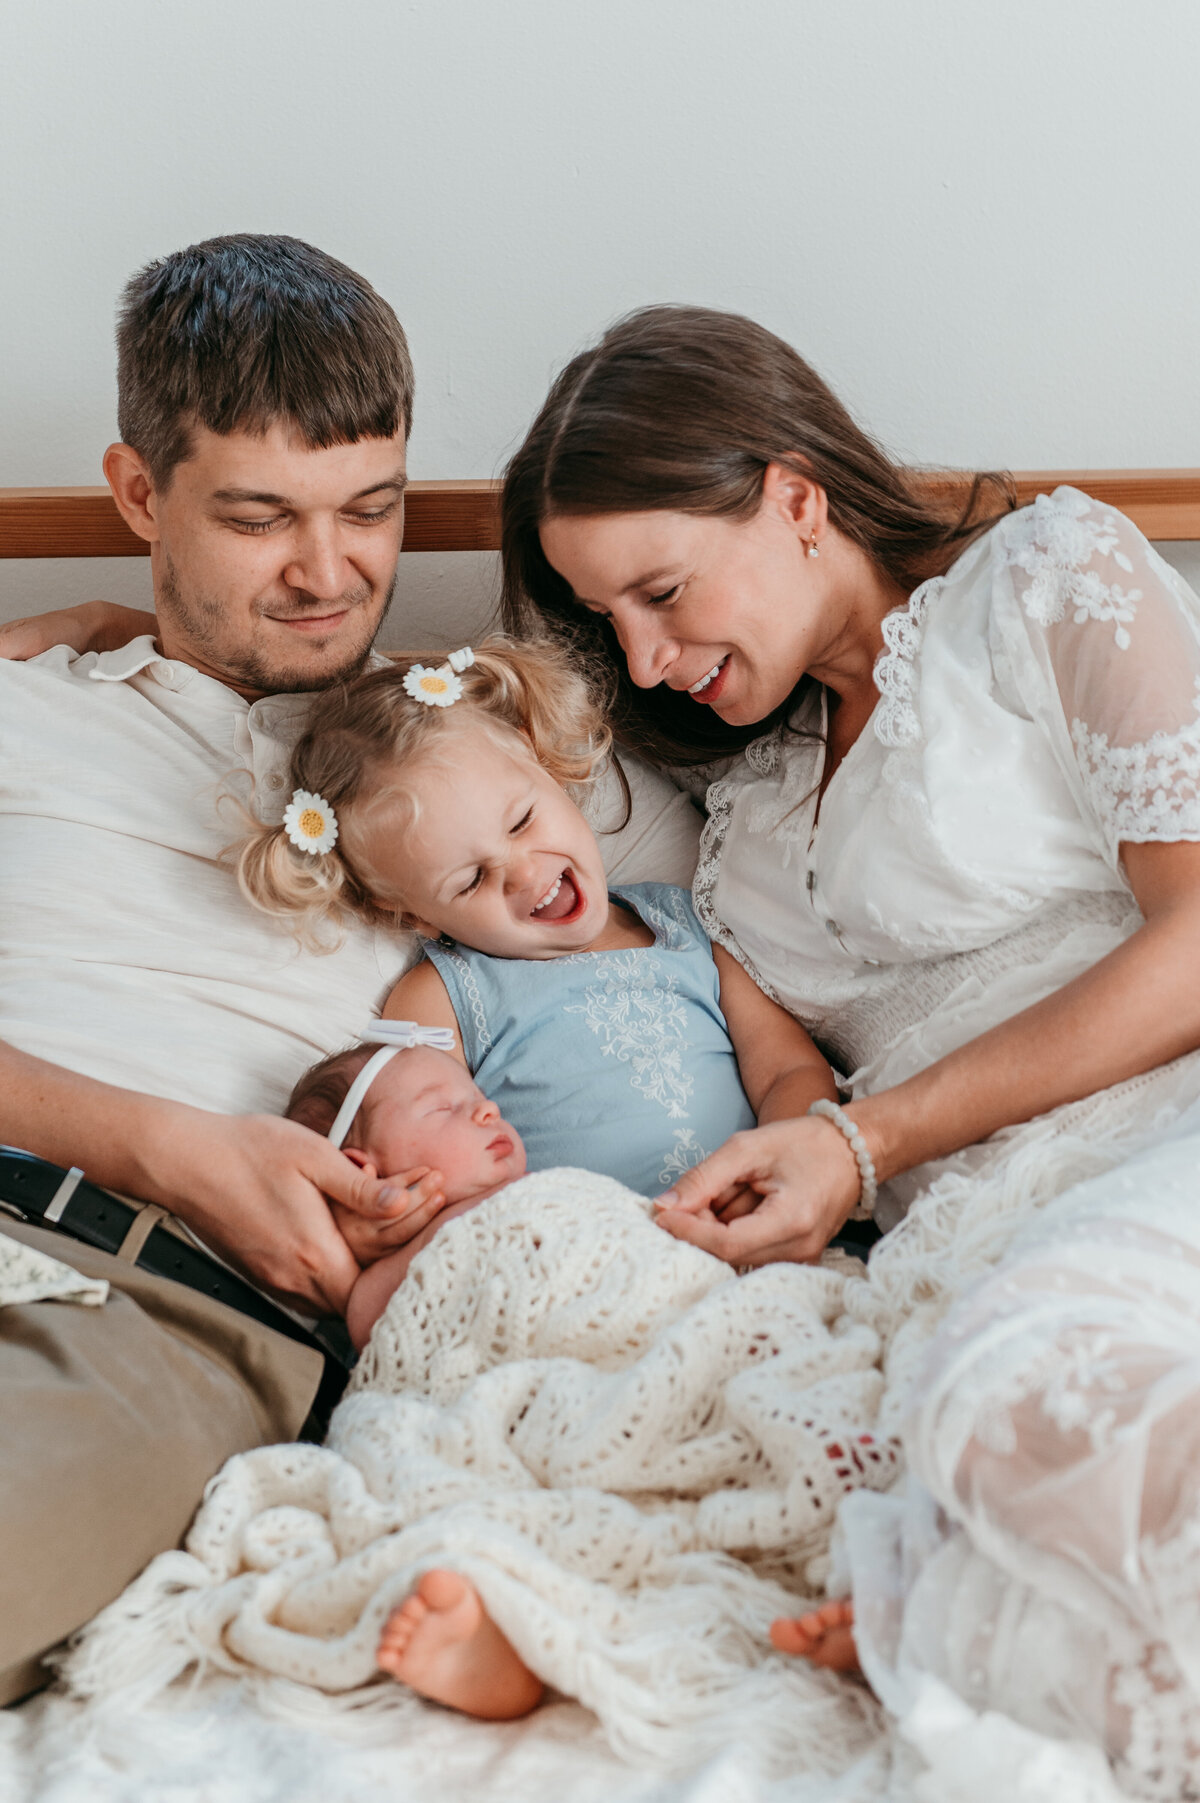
<box><xmin>499</xmin><ymin>305</ymin><xmax>1200</xmax><ymax>1792</ymax></box>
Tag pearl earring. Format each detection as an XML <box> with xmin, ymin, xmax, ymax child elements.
<box><xmin>807</xmin><ymin>531</ymin><xmax>820</xmax><ymax>559</ymax></box>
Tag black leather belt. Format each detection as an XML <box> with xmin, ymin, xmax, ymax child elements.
<box><xmin>0</xmin><ymin>1144</ymin><xmax>353</xmax><ymax>1426</ymax></box>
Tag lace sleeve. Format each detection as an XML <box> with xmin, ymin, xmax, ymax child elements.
<box><xmin>998</xmin><ymin>487</ymin><xmax>1200</xmax><ymax>863</ymax></box>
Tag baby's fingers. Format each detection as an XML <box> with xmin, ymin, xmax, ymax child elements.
<box><xmin>713</xmin><ymin>1186</ymin><xmax>760</xmax><ymax>1222</ymax></box>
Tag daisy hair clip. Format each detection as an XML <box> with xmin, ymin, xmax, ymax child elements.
<box><xmin>283</xmin><ymin>789</ymin><xmax>338</xmax><ymax>856</ymax></box>
<box><xmin>402</xmin><ymin>646</ymin><xmax>475</xmax><ymax>708</ymax></box>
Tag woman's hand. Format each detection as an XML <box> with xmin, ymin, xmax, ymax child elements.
<box><xmin>0</xmin><ymin>600</ymin><xmax>156</xmax><ymax>660</ymax></box>
<box><xmin>653</xmin><ymin>1116</ymin><xmax>862</xmax><ymax>1265</ymax></box>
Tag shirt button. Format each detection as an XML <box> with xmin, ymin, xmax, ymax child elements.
<box><xmin>267</xmin><ymin>772</ymin><xmax>285</xmax><ymax>790</ymax></box>
<box><xmin>157</xmin><ymin>662</ymin><xmax>176</xmax><ymax>684</ymax></box>
<box><xmin>824</xmin><ymin>918</ymin><xmax>840</xmax><ymax>937</ymax></box>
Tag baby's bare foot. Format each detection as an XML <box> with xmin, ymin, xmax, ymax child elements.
<box><xmin>377</xmin><ymin>1569</ymin><xmax>544</xmax><ymax>1720</ymax></box>
<box><xmin>771</xmin><ymin>1598</ymin><xmax>860</xmax><ymax>1674</ymax></box>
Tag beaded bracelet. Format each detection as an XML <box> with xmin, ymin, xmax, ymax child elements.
<box><xmin>807</xmin><ymin>1098</ymin><xmax>878</xmax><ymax>1214</ymax></box>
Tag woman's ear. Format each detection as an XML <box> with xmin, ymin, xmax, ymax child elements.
<box><xmin>761</xmin><ymin>462</ymin><xmax>828</xmax><ymax>541</ymax></box>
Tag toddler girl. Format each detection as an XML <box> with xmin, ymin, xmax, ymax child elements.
<box><xmin>237</xmin><ymin>636</ymin><xmax>838</xmax><ymax>1219</ymax></box>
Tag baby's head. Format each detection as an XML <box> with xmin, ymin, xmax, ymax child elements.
<box><xmin>236</xmin><ymin>635</ymin><xmax>616</xmax><ymax>960</ymax></box>
<box><xmin>287</xmin><ymin>1040</ymin><xmax>527</xmax><ymax>1206</ymax></box>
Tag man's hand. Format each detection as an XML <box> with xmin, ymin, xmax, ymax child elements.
<box><xmin>140</xmin><ymin>1111</ymin><xmax>435</xmax><ymax>1314</ymax></box>
<box><xmin>330</xmin><ymin>1163</ymin><xmax>446</xmax><ymax>1266</ymax></box>
<box><xmin>0</xmin><ymin>601</ymin><xmax>157</xmax><ymax>661</ymax></box>
<box><xmin>652</xmin><ymin>1116</ymin><xmax>863</xmax><ymax>1266</ymax></box>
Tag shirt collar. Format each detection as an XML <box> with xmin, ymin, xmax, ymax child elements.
<box><xmin>85</xmin><ymin>635</ymin><xmax>393</xmax><ymax>701</ymax></box>
<box><xmin>86</xmin><ymin>636</ymin><xmax>173</xmax><ymax>684</ymax></box>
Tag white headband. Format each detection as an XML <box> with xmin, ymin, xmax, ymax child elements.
<box><xmin>326</xmin><ymin>1021</ymin><xmax>458</xmax><ymax>1150</ymax></box>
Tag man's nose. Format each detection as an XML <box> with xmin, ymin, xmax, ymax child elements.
<box><xmin>281</xmin><ymin>521</ymin><xmax>351</xmax><ymax>603</ymax></box>
<box><xmin>615</xmin><ymin>611</ymin><xmax>675</xmax><ymax>691</ymax></box>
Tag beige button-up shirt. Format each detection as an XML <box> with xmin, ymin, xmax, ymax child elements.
<box><xmin>1</xmin><ymin>638</ymin><xmax>700</xmax><ymax>1120</ymax></box>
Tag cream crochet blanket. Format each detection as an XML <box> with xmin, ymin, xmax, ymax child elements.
<box><xmin>60</xmin><ymin>1113</ymin><xmax>1158</xmax><ymax>1779</ymax></box>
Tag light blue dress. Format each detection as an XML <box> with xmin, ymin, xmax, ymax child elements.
<box><xmin>423</xmin><ymin>882</ymin><xmax>755</xmax><ymax>1195</ymax></box>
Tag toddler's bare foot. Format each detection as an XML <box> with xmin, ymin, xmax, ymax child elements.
<box><xmin>377</xmin><ymin>1569</ymin><xmax>544</xmax><ymax>1720</ymax></box>
<box><xmin>771</xmin><ymin>1598</ymin><xmax>860</xmax><ymax>1674</ymax></box>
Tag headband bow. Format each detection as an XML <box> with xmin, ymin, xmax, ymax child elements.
<box><xmin>326</xmin><ymin>1021</ymin><xmax>458</xmax><ymax>1149</ymax></box>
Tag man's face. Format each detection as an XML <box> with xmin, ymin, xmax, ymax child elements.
<box><xmin>146</xmin><ymin>423</ymin><xmax>407</xmax><ymax>697</ymax></box>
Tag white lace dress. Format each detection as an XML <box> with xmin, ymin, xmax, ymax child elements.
<box><xmin>693</xmin><ymin>486</ymin><xmax>1200</xmax><ymax>1794</ymax></box>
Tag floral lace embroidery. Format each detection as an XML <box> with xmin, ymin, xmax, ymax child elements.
<box><xmin>0</xmin><ymin>1227</ymin><xmax>108</xmax><ymax>1309</ymax></box>
<box><xmin>1107</xmin><ymin>1519</ymin><xmax>1200</xmax><ymax>1799</ymax></box>
<box><xmin>564</xmin><ymin>951</ymin><xmax>694</xmax><ymax>1118</ymax></box>
<box><xmin>1071</xmin><ymin>682</ymin><xmax>1200</xmax><ymax>848</ymax></box>
<box><xmin>1007</xmin><ymin>489</ymin><xmax>1142</xmax><ymax>648</ymax></box>
<box><xmin>658</xmin><ymin>1128</ymin><xmax>709</xmax><ymax>1188</ymax></box>
<box><xmin>691</xmin><ymin>771</ymin><xmax>786</xmax><ymax>1006</ymax></box>
<box><xmin>873</xmin><ymin>578</ymin><xmax>941</xmax><ymax>748</ymax></box>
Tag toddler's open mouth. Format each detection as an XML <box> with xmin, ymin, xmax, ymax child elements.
<box><xmin>530</xmin><ymin>867</ymin><xmax>585</xmax><ymax>924</ymax></box>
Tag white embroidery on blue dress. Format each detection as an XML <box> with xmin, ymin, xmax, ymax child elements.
<box><xmin>658</xmin><ymin>1128</ymin><xmax>709</xmax><ymax>1187</ymax></box>
<box><xmin>444</xmin><ymin>948</ymin><xmax>493</xmax><ymax>1053</ymax></box>
<box><xmin>564</xmin><ymin>950</ymin><xmax>694</xmax><ymax>1119</ymax></box>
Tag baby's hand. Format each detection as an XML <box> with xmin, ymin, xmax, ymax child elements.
<box><xmin>332</xmin><ymin>1164</ymin><xmax>447</xmax><ymax>1266</ymax></box>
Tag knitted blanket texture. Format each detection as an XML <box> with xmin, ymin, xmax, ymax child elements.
<box><xmin>60</xmin><ymin>1132</ymin><xmax>1138</xmax><ymax>1778</ymax></box>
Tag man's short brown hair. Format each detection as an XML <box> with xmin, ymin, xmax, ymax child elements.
<box><xmin>117</xmin><ymin>234</ymin><xmax>414</xmax><ymax>487</ymax></box>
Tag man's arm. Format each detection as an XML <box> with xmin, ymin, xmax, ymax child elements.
<box><xmin>0</xmin><ymin>602</ymin><xmax>157</xmax><ymax>660</ymax></box>
<box><xmin>0</xmin><ymin>1038</ymin><xmax>408</xmax><ymax>1313</ymax></box>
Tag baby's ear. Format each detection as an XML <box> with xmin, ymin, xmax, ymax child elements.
<box><xmin>341</xmin><ymin>1148</ymin><xmax>378</xmax><ymax>1179</ymax></box>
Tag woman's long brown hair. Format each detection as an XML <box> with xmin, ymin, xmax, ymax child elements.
<box><xmin>500</xmin><ymin>305</ymin><xmax>1014</xmax><ymax>767</ymax></box>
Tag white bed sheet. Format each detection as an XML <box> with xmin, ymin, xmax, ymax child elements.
<box><xmin>3</xmin><ymin>1671</ymin><xmax>1131</xmax><ymax>1803</ymax></box>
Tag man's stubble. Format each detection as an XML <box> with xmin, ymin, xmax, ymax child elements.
<box><xmin>157</xmin><ymin>554</ymin><xmax>396</xmax><ymax>695</ymax></box>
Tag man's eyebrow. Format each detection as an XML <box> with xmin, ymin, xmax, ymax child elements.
<box><xmin>210</xmin><ymin>473</ymin><xmax>409</xmax><ymax>506</ymax></box>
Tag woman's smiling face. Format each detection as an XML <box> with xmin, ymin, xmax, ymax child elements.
<box><xmin>539</xmin><ymin>480</ymin><xmax>824</xmax><ymax>729</ymax></box>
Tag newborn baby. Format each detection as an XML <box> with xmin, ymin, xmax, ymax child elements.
<box><xmin>286</xmin><ymin>1033</ymin><xmax>527</xmax><ymax>1351</ymax></box>
<box><xmin>286</xmin><ymin>1028</ymin><xmax>545</xmax><ymax>1717</ymax></box>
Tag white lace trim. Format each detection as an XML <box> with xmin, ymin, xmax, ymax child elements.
<box><xmin>692</xmin><ymin>768</ymin><xmax>786</xmax><ymax>1007</ymax></box>
<box><xmin>873</xmin><ymin>578</ymin><xmax>942</xmax><ymax>749</ymax></box>
<box><xmin>442</xmin><ymin>946</ymin><xmax>494</xmax><ymax>1054</ymax></box>
<box><xmin>1006</xmin><ymin>489</ymin><xmax>1143</xmax><ymax>649</ymax></box>
<box><xmin>1071</xmin><ymin>682</ymin><xmax>1200</xmax><ymax>849</ymax></box>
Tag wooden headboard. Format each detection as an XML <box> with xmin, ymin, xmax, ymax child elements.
<box><xmin>1</xmin><ymin>472</ymin><xmax>1198</xmax><ymax>558</ymax></box>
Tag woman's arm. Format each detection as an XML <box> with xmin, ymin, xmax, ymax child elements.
<box><xmin>855</xmin><ymin>839</ymin><xmax>1200</xmax><ymax>1179</ymax></box>
<box><xmin>0</xmin><ymin>601</ymin><xmax>157</xmax><ymax>660</ymax></box>
<box><xmin>659</xmin><ymin>840</ymin><xmax>1200</xmax><ymax>1264</ymax></box>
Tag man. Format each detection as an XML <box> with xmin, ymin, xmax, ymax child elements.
<box><xmin>0</xmin><ymin>234</ymin><xmax>700</xmax><ymax>1703</ymax></box>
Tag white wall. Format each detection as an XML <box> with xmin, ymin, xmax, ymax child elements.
<box><xmin>4</xmin><ymin>0</ymin><xmax>1199</xmax><ymax>638</ymax></box>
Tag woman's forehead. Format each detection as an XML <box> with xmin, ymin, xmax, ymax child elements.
<box><xmin>540</xmin><ymin>509</ymin><xmax>705</xmax><ymax>599</ymax></box>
